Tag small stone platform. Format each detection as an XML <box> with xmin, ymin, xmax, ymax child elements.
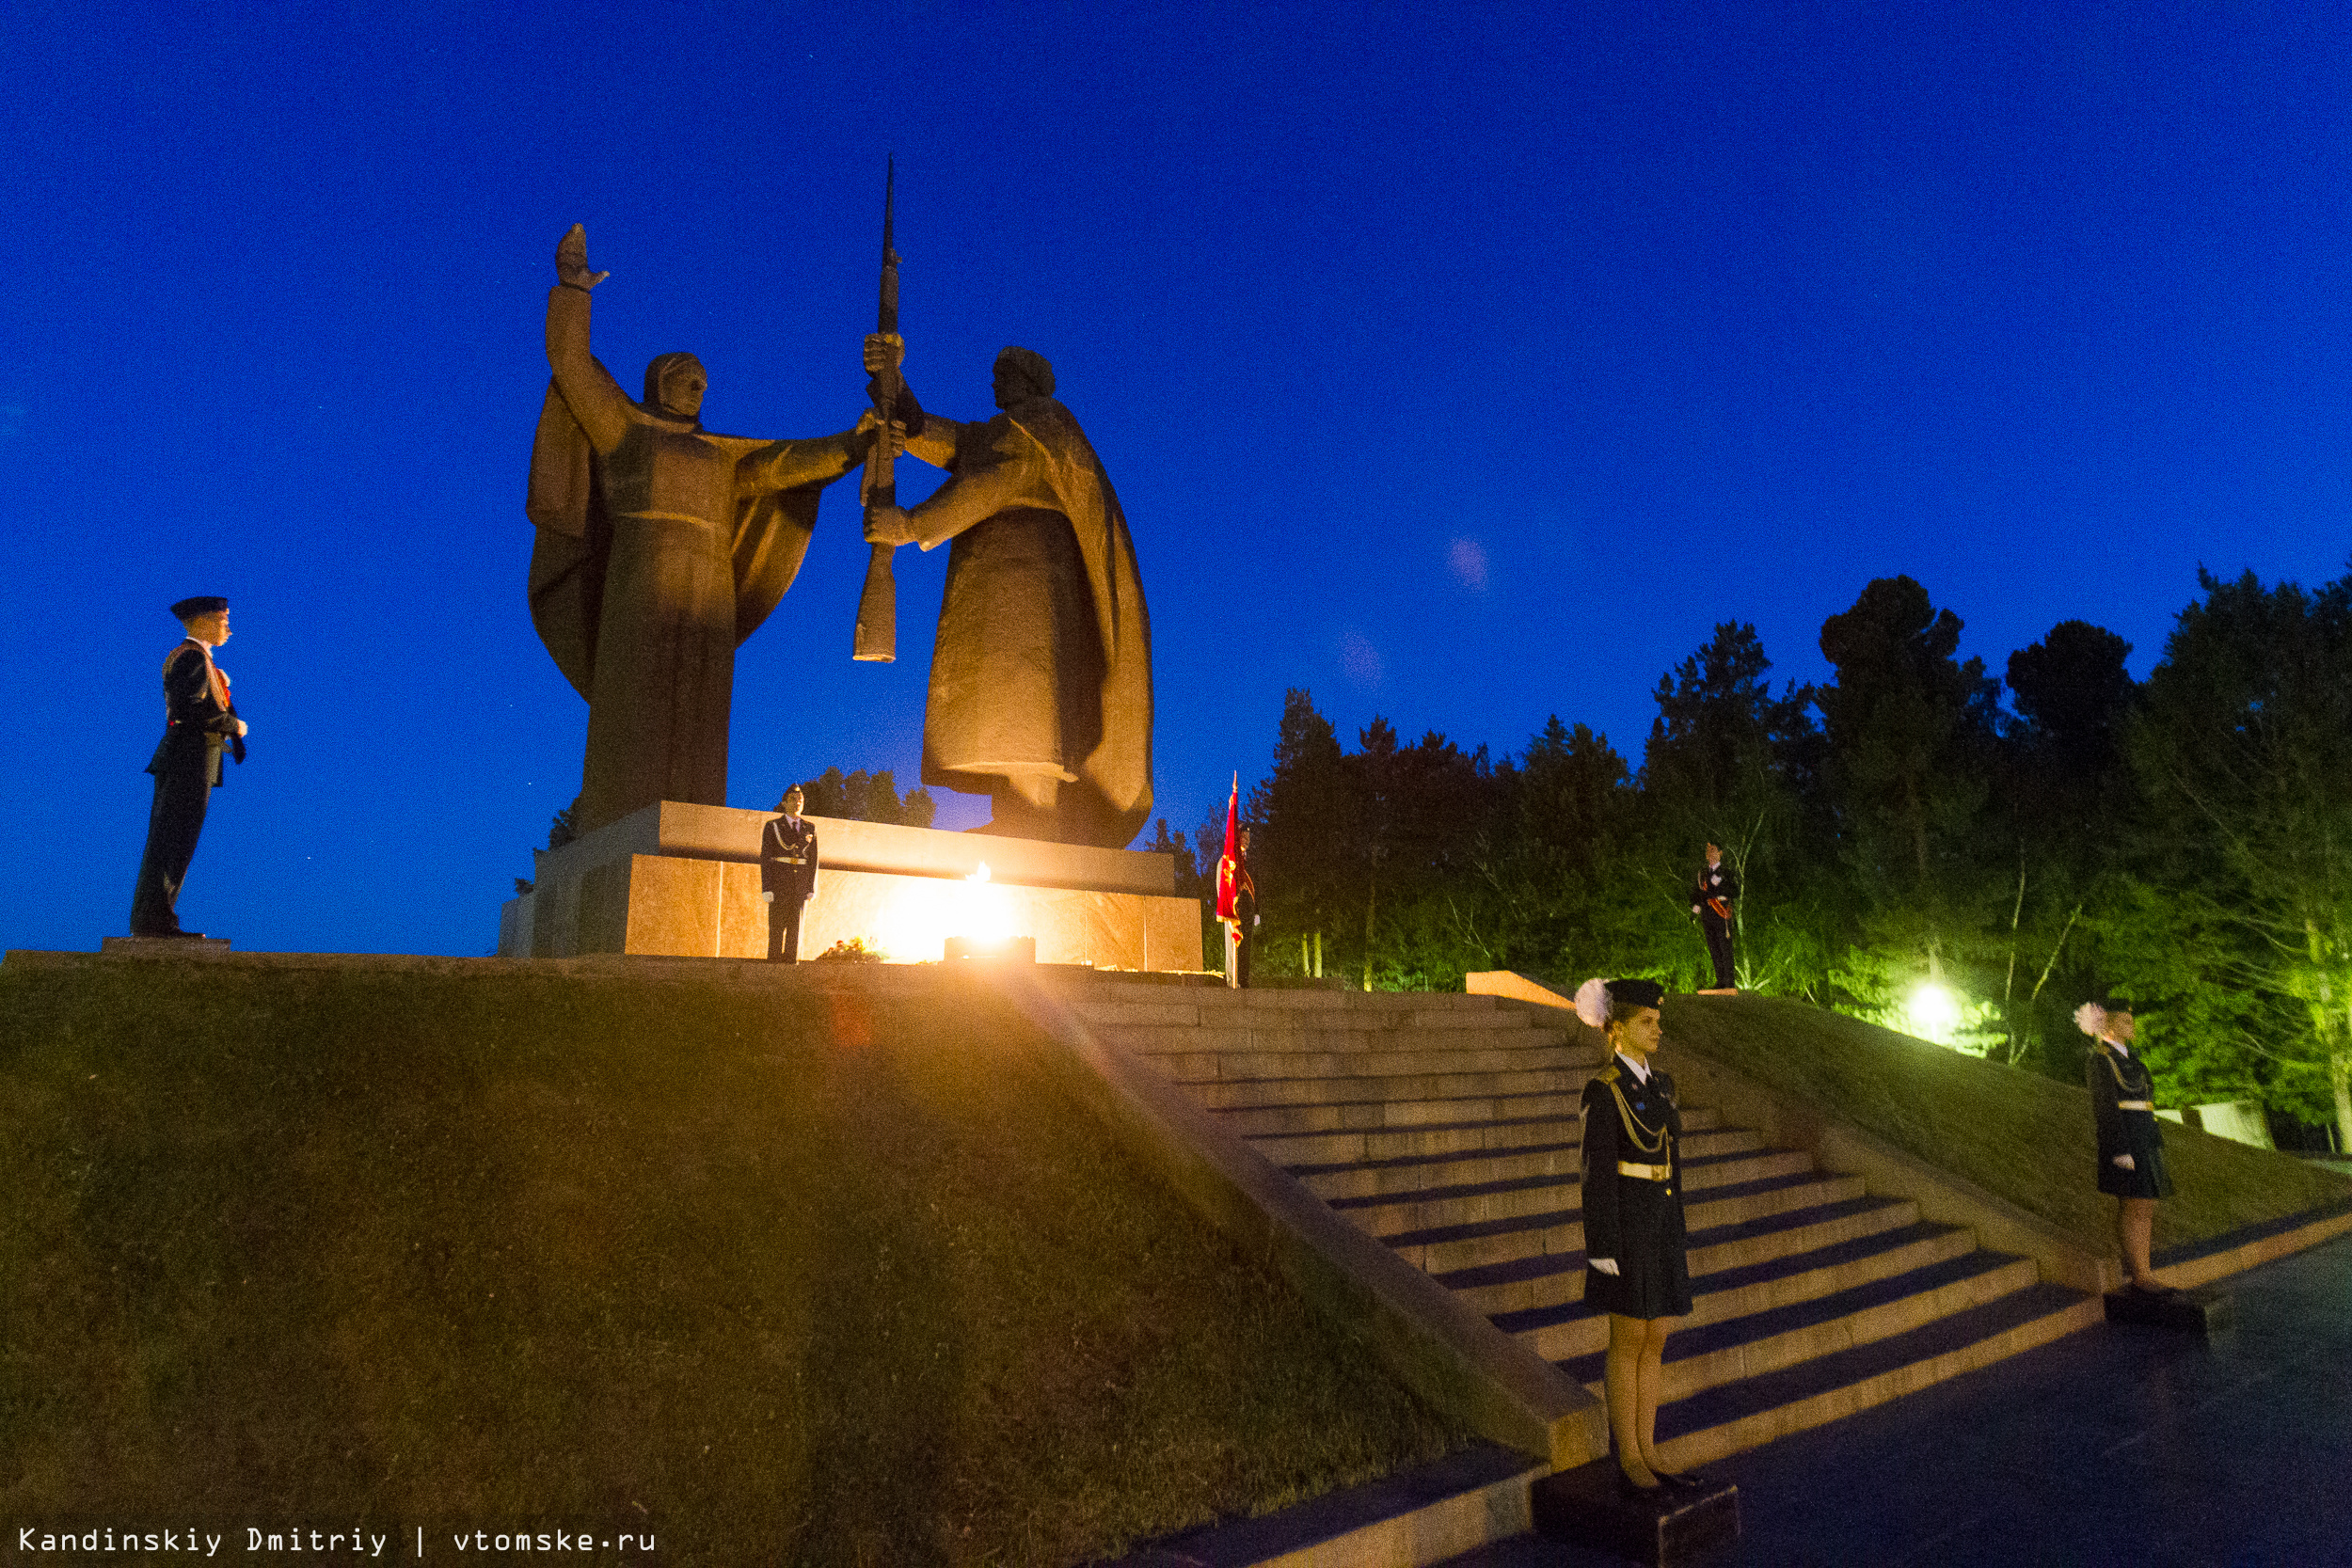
<box><xmin>2104</xmin><ymin>1283</ymin><xmax>2233</xmax><ymax>1335</ymax></box>
<box><xmin>1531</xmin><ymin>1461</ymin><xmax>1740</xmax><ymax>1565</ymax></box>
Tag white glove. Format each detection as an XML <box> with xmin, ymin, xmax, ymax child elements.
<box><xmin>2113</xmin><ymin>1154</ymin><xmax>2135</xmax><ymax>1170</ymax></box>
<box><xmin>762</xmin><ymin>892</ymin><xmax>774</xmax><ymax>903</ymax></box>
<box><xmin>1590</xmin><ymin>1257</ymin><xmax>1620</xmax><ymax>1276</ymax></box>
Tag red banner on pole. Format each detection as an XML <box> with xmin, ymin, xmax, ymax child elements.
<box><xmin>1215</xmin><ymin>772</ymin><xmax>1239</xmax><ymax>922</ymax></box>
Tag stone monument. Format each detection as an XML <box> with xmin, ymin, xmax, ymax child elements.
<box><xmin>504</xmin><ymin>219</ymin><xmax>1192</xmax><ymax>968</ymax></box>
<box><xmin>862</xmin><ymin>340</ymin><xmax>1153</xmax><ymax>849</ymax></box>
<box><xmin>526</xmin><ymin>225</ymin><xmax>874</xmax><ymax>835</ymax></box>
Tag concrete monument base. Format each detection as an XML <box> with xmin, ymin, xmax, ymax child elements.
<box><xmin>102</xmin><ymin>935</ymin><xmax>233</xmax><ymax>956</ymax></box>
<box><xmin>498</xmin><ymin>800</ymin><xmax>1201</xmax><ymax>971</ymax></box>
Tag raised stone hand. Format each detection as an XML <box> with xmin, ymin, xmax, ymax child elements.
<box><xmin>556</xmin><ymin>223</ymin><xmax>610</xmax><ymax>291</ymax></box>
<box><xmin>864</xmin><ymin>332</ymin><xmax>905</xmax><ymax>377</ymax></box>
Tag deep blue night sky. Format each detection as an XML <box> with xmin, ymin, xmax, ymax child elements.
<box><xmin>5</xmin><ymin>1</ymin><xmax>2347</xmax><ymax>956</ymax></box>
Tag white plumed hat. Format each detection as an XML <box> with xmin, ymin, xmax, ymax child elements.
<box><xmin>2074</xmin><ymin>1002</ymin><xmax>2107</xmax><ymax>1037</ymax></box>
<box><xmin>1574</xmin><ymin>978</ymin><xmax>1613</xmax><ymax>1030</ymax></box>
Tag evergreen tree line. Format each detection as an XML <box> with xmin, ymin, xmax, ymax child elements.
<box><xmin>1145</xmin><ymin>568</ymin><xmax>2352</xmax><ymax>1148</ymax></box>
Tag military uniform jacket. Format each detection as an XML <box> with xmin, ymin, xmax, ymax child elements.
<box><xmin>760</xmin><ymin>815</ymin><xmax>818</xmax><ymax>902</ymax></box>
<box><xmin>1581</xmin><ymin>1055</ymin><xmax>1694</xmax><ymax>1318</ymax></box>
<box><xmin>1692</xmin><ymin>862</ymin><xmax>1738</xmax><ymax>923</ymax></box>
<box><xmin>147</xmin><ymin>640</ymin><xmax>243</xmax><ymax>786</ymax></box>
<box><xmin>2087</xmin><ymin>1041</ymin><xmax>2175</xmax><ymax>1199</ymax></box>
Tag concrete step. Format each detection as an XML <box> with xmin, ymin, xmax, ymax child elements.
<box><xmin>1293</xmin><ymin>1141</ymin><xmax>1581</xmax><ymax>1201</ymax></box>
<box><xmin>1102</xmin><ymin>1441</ymin><xmax>1544</xmax><ymax>1568</ymax></box>
<box><xmin>1496</xmin><ymin>1218</ymin><xmax>1979</xmax><ymax>1361</ymax></box>
<box><xmin>1649</xmin><ymin>1280</ymin><xmax>2103</xmax><ymax>1471</ymax></box>
<box><xmin>1104</xmin><ymin>1022</ymin><xmax>1572</xmax><ymax>1061</ymax></box>
<box><xmin>1187</xmin><ymin>1067</ymin><xmax>1578</xmax><ymax>1112</ymax></box>
<box><xmin>1435</xmin><ymin>1195</ymin><xmax>1921</xmax><ymax>1317</ymax></box>
<box><xmin>1248</xmin><ymin>1104</ymin><xmax>1721</xmax><ymax>1167</ymax></box>
<box><xmin>1212</xmin><ymin>1088</ymin><xmax>1582</xmax><ymax>1138</ymax></box>
<box><xmin>1557</xmin><ymin>1249</ymin><xmax>2042</xmax><ymax>1403</ymax></box>
<box><xmin>1326</xmin><ymin>1148</ymin><xmax>1820</xmax><ymax>1242</ymax></box>
<box><xmin>1143</xmin><ymin>1043</ymin><xmax>1587</xmax><ymax>1083</ymax></box>
<box><xmin>1286</xmin><ymin>1125</ymin><xmax>1763</xmax><ymax>1203</ymax></box>
<box><xmin>1381</xmin><ymin>1171</ymin><xmax>1866</xmax><ymax>1275</ymax></box>
<box><xmin>1677</xmin><ymin>1148</ymin><xmax>1816</xmax><ymax>1193</ymax></box>
<box><xmin>1073</xmin><ymin>997</ymin><xmax>1532</xmax><ymax>1035</ymax></box>
<box><xmin>1072</xmin><ymin>981</ymin><xmax>1509</xmax><ymax>1015</ymax></box>
<box><xmin>1684</xmin><ymin>1192</ymin><xmax>1920</xmax><ymax>1278</ymax></box>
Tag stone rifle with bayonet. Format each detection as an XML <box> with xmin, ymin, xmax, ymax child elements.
<box><xmin>853</xmin><ymin>159</ymin><xmax>903</xmax><ymax>662</ymax></box>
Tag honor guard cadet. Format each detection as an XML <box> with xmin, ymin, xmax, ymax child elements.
<box><xmin>1575</xmin><ymin>976</ymin><xmax>1703</xmax><ymax>1497</ymax></box>
<box><xmin>761</xmin><ymin>786</ymin><xmax>819</xmax><ymax>962</ymax></box>
<box><xmin>2079</xmin><ymin>1002</ymin><xmax>2177</xmax><ymax>1294</ymax></box>
<box><xmin>1692</xmin><ymin>844</ymin><xmax>1738</xmax><ymax>992</ymax></box>
<box><xmin>129</xmin><ymin>595</ymin><xmax>249</xmax><ymax>940</ymax></box>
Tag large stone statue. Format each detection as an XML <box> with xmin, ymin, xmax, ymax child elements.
<box><xmin>527</xmin><ymin>225</ymin><xmax>873</xmax><ymax>834</ymax></box>
<box><xmin>863</xmin><ymin>338</ymin><xmax>1152</xmax><ymax>847</ymax></box>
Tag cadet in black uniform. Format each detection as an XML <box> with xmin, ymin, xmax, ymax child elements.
<box><xmin>129</xmin><ymin>595</ymin><xmax>248</xmax><ymax>939</ymax></box>
<box><xmin>1692</xmin><ymin>844</ymin><xmax>1738</xmax><ymax>992</ymax></box>
<box><xmin>761</xmin><ymin>786</ymin><xmax>819</xmax><ymax>962</ymax></box>
<box><xmin>1231</xmin><ymin>827</ymin><xmax>1259</xmax><ymax>990</ymax></box>
<box><xmin>1574</xmin><ymin>975</ymin><xmax>1700</xmax><ymax>1496</ymax></box>
<box><xmin>2079</xmin><ymin>1002</ymin><xmax>2175</xmax><ymax>1293</ymax></box>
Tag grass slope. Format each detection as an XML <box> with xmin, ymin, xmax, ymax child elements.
<box><xmin>1664</xmin><ymin>994</ymin><xmax>2352</xmax><ymax>1254</ymax></box>
<box><xmin>0</xmin><ymin>959</ymin><xmax>1469</xmax><ymax>1563</ymax></box>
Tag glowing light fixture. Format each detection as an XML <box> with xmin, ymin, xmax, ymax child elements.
<box><xmin>866</xmin><ymin>860</ymin><xmax>1023</xmax><ymax>961</ymax></box>
<box><xmin>1905</xmin><ymin>982</ymin><xmax>1962</xmax><ymax>1045</ymax></box>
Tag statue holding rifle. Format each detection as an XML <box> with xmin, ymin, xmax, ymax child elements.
<box><xmin>861</xmin><ymin>325</ymin><xmax>1154</xmax><ymax>848</ymax></box>
<box><xmin>526</xmin><ymin>225</ymin><xmax>885</xmax><ymax>835</ymax></box>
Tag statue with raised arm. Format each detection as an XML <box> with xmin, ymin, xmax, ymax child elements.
<box><xmin>862</xmin><ymin>336</ymin><xmax>1152</xmax><ymax>848</ymax></box>
<box><xmin>526</xmin><ymin>225</ymin><xmax>875</xmax><ymax>834</ymax></box>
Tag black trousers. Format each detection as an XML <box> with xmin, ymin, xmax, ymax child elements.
<box><xmin>130</xmin><ymin>758</ymin><xmax>214</xmax><ymax>935</ymax></box>
<box><xmin>1702</xmin><ymin>913</ymin><xmax>1736</xmax><ymax>990</ymax></box>
<box><xmin>767</xmin><ymin>895</ymin><xmax>806</xmax><ymax>962</ymax></box>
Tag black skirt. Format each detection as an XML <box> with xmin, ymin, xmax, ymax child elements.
<box><xmin>2096</xmin><ymin>1111</ymin><xmax>2176</xmax><ymax>1199</ymax></box>
<box><xmin>1584</xmin><ymin>1173</ymin><xmax>1693</xmax><ymax>1319</ymax></box>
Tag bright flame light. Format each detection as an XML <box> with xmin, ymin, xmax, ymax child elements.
<box><xmin>1906</xmin><ymin>982</ymin><xmax>1962</xmax><ymax>1045</ymax></box>
<box><xmin>867</xmin><ymin>863</ymin><xmax>1020</xmax><ymax>960</ymax></box>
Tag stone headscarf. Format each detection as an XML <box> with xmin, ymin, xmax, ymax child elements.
<box><xmin>643</xmin><ymin>352</ymin><xmax>706</xmax><ymax>416</ymax></box>
<box><xmin>994</xmin><ymin>346</ymin><xmax>1055</xmax><ymax>400</ymax></box>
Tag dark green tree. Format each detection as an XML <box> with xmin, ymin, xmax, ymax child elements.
<box><xmin>2104</xmin><ymin>567</ymin><xmax>2352</xmax><ymax>1144</ymax></box>
<box><xmin>1816</xmin><ymin>577</ymin><xmax>2005</xmax><ymax>1038</ymax></box>
<box><xmin>1641</xmin><ymin>623</ymin><xmax>1833</xmax><ymax>998</ymax></box>
<box><xmin>797</xmin><ymin>767</ymin><xmax>937</xmax><ymax>828</ymax></box>
<box><xmin>1995</xmin><ymin>620</ymin><xmax>2137</xmax><ymax>1067</ymax></box>
<box><xmin>1248</xmin><ymin>689</ymin><xmax>1359</xmax><ymax>980</ymax></box>
<box><xmin>1467</xmin><ymin>718</ymin><xmax>1668</xmax><ymax>985</ymax></box>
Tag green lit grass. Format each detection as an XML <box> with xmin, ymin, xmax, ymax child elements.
<box><xmin>1663</xmin><ymin>993</ymin><xmax>2352</xmax><ymax>1255</ymax></box>
<box><xmin>0</xmin><ymin>961</ymin><xmax>1469</xmax><ymax>1563</ymax></box>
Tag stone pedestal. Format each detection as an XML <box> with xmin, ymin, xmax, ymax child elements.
<box><xmin>1531</xmin><ymin>1462</ymin><xmax>1740</xmax><ymax>1566</ymax></box>
<box><xmin>2105</xmin><ymin>1284</ymin><xmax>2233</xmax><ymax>1335</ymax></box>
<box><xmin>102</xmin><ymin>936</ymin><xmax>232</xmax><ymax>956</ymax></box>
<box><xmin>498</xmin><ymin>800</ymin><xmax>1201</xmax><ymax>971</ymax></box>
<box><xmin>946</xmin><ymin>935</ymin><xmax>1036</xmax><ymax>963</ymax></box>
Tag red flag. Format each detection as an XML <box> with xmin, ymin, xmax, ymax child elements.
<box><xmin>1215</xmin><ymin>772</ymin><xmax>1239</xmax><ymax>921</ymax></box>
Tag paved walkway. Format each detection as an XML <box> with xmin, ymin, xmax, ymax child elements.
<box><xmin>1452</xmin><ymin>1229</ymin><xmax>2352</xmax><ymax>1567</ymax></box>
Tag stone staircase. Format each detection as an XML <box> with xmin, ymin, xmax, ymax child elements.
<box><xmin>1069</xmin><ymin>980</ymin><xmax>2104</xmax><ymax>1487</ymax></box>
